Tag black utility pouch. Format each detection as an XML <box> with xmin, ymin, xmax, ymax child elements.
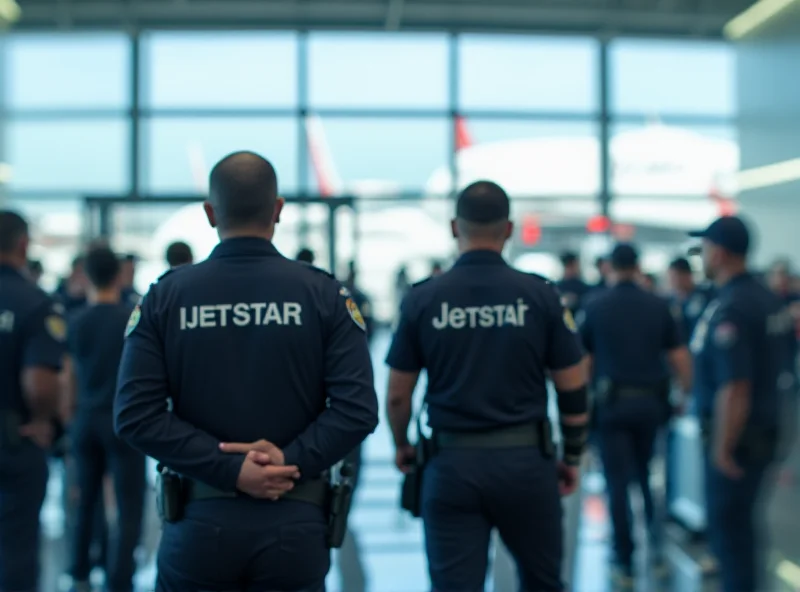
<box><xmin>156</xmin><ymin>467</ymin><xmax>184</xmax><ymax>523</ymax></box>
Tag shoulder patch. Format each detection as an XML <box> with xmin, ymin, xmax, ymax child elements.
<box><xmin>345</xmin><ymin>298</ymin><xmax>366</xmax><ymax>331</ymax></box>
<box><xmin>45</xmin><ymin>315</ymin><xmax>67</xmax><ymax>342</ymax></box>
<box><xmin>124</xmin><ymin>305</ymin><xmax>141</xmax><ymax>338</ymax></box>
<box><xmin>714</xmin><ymin>321</ymin><xmax>737</xmax><ymax>348</ymax></box>
<box><xmin>563</xmin><ymin>308</ymin><xmax>578</xmax><ymax>333</ymax></box>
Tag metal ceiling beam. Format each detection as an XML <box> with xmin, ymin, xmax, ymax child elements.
<box><xmin>14</xmin><ymin>0</ymin><xmax>735</xmax><ymax>36</ymax></box>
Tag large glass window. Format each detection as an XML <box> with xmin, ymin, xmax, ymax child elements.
<box><xmin>140</xmin><ymin>32</ymin><xmax>298</xmax><ymax>109</ymax></box>
<box><xmin>140</xmin><ymin>117</ymin><xmax>299</xmax><ymax>194</ymax></box>
<box><xmin>609</xmin><ymin>39</ymin><xmax>736</xmax><ymax>117</ymax></box>
<box><xmin>307</xmin><ymin>33</ymin><xmax>449</xmax><ymax>110</ymax></box>
<box><xmin>3</xmin><ymin>34</ymin><xmax>130</xmax><ymax>110</ymax></box>
<box><xmin>305</xmin><ymin>117</ymin><xmax>449</xmax><ymax>193</ymax></box>
<box><xmin>5</xmin><ymin>118</ymin><xmax>130</xmax><ymax>192</ymax></box>
<box><xmin>458</xmin><ymin>35</ymin><xmax>599</xmax><ymax>113</ymax></box>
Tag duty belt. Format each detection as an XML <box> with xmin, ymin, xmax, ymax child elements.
<box><xmin>614</xmin><ymin>386</ymin><xmax>658</xmax><ymax>398</ymax></box>
<box><xmin>435</xmin><ymin>422</ymin><xmax>541</xmax><ymax>449</ymax></box>
<box><xmin>184</xmin><ymin>477</ymin><xmax>328</xmax><ymax>507</ymax></box>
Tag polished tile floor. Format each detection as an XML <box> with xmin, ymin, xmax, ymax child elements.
<box><xmin>37</xmin><ymin>331</ymin><xmax>800</xmax><ymax>591</ymax></box>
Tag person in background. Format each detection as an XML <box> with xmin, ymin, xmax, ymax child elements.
<box><xmin>55</xmin><ymin>255</ymin><xmax>88</xmax><ymax>315</ymax></box>
<box><xmin>667</xmin><ymin>257</ymin><xmax>716</xmax><ymax>345</ymax></box>
<box><xmin>431</xmin><ymin>260</ymin><xmax>444</xmax><ymax>277</ymax></box>
<box><xmin>296</xmin><ymin>247</ymin><xmax>315</xmax><ymax>265</ymax></box>
<box><xmin>119</xmin><ymin>254</ymin><xmax>140</xmax><ymax>306</ymax></box>
<box><xmin>63</xmin><ymin>245</ymin><xmax>145</xmax><ymax>592</ymax></box>
<box><xmin>557</xmin><ymin>251</ymin><xmax>590</xmax><ymax>315</ymax></box>
<box><xmin>638</xmin><ymin>273</ymin><xmax>657</xmax><ymax>293</ymax></box>
<box><xmin>27</xmin><ymin>260</ymin><xmax>44</xmax><ymax>285</ymax></box>
<box><xmin>165</xmin><ymin>241</ymin><xmax>194</xmax><ymax>269</ymax></box>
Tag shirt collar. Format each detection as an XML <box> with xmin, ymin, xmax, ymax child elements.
<box><xmin>453</xmin><ymin>250</ymin><xmax>506</xmax><ymax>267</ymax></box>
<box><xmin>209</xmin><ymin>237</ymin><xmax>281</xmax><ymax>259</ymax></box>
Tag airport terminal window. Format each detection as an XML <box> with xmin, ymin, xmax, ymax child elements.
<box><xmin>140</xmin><ymin>117</ymin><xmax>299</xmax><ymax>194</ymax></box>
<box><xmin>140</xmin><ymin>32</ymin><xmax>298</xmax><ymax>109</ymax></box>
<box><xmin>307</xmin><ymin>33</ymin><xmax>449</xmax><ymax>110</ymax></box>
<box><xmin>303</xmin><ymin>117</ymin><xmax>449</xmax><ymax>193</ymax></box>
<box><xmin>5</xmin><ymin>118</ymin><xmax>130</xmax><ymax>193</ymax></box>
<box><xmin>2</xmin><ymin>33</ymin><xmax>130</xmax><ymax>110</ymax></box>
<box><xmin>609</xmin><ymin>39</ymin><xmax>736</xmax><ymax>117</ymax></box>
<box><xmin>458</xmin><ymin>35</ymin><xmax>599</xmax><ymax>113</ymax></box>
<box><xmin>454</xmin><ymin>119</ymin><xmax>600</xmax><ymax>197</ymax></box>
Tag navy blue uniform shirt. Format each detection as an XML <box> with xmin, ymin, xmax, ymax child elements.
<box><xmin>68</xmin><ymin>302</ymin><xmax>133</xmax><ymax>413</ymax></box>
<box><xmin>670</xmin><ymin>284</ymin><xmax>715</xmax><ymax>345</ymax></box>
<box><xmin>0</xmin><ymin>265</ymin><xmax>66</xmax><ymax>418</ymax></box>
<box><xmin>691</xmin><ymin>273</ymin><xmax>794</xmax><ymax>427</ymax></box>
<box><xmin>557</xmin><ymin>277</ymin><xmax>591</xmax><ymax>314</ymax></box>
<box><xmin>385</xmin><ymin>250</ymin><xmax>583</xmax><ymax>431</ymax></box>
<box><xmin>580</xmin><ymin>280</ymin><xmax>681</xmax><ymax>385</ymax></box>
<box><xmin>114</xmin><ymin>238</ymin><xmax>378</xmax><ymax>491</ymax></box>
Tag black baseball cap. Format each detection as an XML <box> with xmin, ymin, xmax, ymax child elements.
<box><xmin>456</xmin><ymin>181</ymin><xmax>510</xmax><ymax>224</ymax></box>
<box><xmin>688</xmin><ymin>216</ymin><xmax>750</xmax><ymax>255</ymax></box>
<box><xmin>610</xmin><ymin>243</ymin><xmax>639</xmax><ymax>269</ymax></box>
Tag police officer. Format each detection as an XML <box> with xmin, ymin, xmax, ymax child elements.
<box><xmin>165</xmin><ymin>241</ymin><xmax>194</xmax><ymax>269</ymax></box>
<box><xmin>0</xmin><ymin>210</ymin><xmax>66</xmax><ymax>591</ymax></box>
<box><xmin>667</xmin><ymin>257</ymin><xmax>715</xmax><ymax>345</ymax></box>
<box><xmin>688</xmin><ymin>216</ymin><xmax>792</xmax><ymax>592</ymax></box>
<box><xmin>557</xmin><ymin>251</ymin><xmax>590</xmax><ymax>315</ymax></box>
<box><xmin>579</xmin><ymin>243</ymin><xmax>691</xmax><ymax>587</ymax></box>
<box><xmin>63</xmin><ymin>245</ymin><xmax>145</xmax><ymax>592</ymax></box>
<box><xmin>114</xmin><ymin>151</ymin><xmax>379</xmax><ymax>591</ymax></box>
<box><xmin>385</xmin><ymin>181</ymin><xmax>589</xmax><ymax>592</ymax></box>
<box><xmin>119</xmin><ymin>254</ymin><xmax>140</xmax><ymax>306</ymax></box>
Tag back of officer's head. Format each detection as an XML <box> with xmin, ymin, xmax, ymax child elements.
<box><xmin>452</xmin><ymin>181</ymin><xmax>512</xmax><ymax>249</ymax></box>
<box><xmin>609</xmin><ymin>243</ymin><xmax>639</xmax><ymax>281</ymax></box>
<box><xmin>0</xmin><ymin>210</ymin><xmax>30</xmax><ymax>262</ymax></box>
<box><xmin>296</xmin><ymin>247</ymin><xmax>315</xmax><ymax>265</ymax></box>
<box><xmin>205</xmin><ymin>151</ymin><xmax>283</xmax><ymax>236</ymax></box>
<box><xmin>560</xmin><ymin>251</ymin><xmax>580</xmax><ymax>273</ymax></box>
<box><xmin>85</xmin><ymin>245</ymin><xmax>120</xmax><ymax>290</ymax></box>
<box><xmin>166</xmin><ymin>241</ymin><xmax>193</xmax><ymax>268</ymax></box>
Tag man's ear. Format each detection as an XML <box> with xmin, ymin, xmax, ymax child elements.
<box><xmin>203</xmin><ymin>201</ymin><xmax>217</xmax><ymax>228</ymax></box>
<box><xmin>273</xmin><ymin>198</ymin><xmax>285</xmax><ymax>224</ymax></box>
<box><xmin>451</xmin><ymin>219</ymin><xmax>459</xmax><ymax>239</ymax></box>
<box><xmin>505</xmin><ymin>221</ymin><xmax>513</xmax><ymax>240</ymax></box>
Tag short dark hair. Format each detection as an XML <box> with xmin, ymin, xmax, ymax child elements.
<box><xmin>595</xmin><ymin>256</ymin><xmax>607</xmax><ymax>268</ymax></box>
<box><xmin>209</xmin><ymin>151</ymin><xmax>279</xmax><ymax>230</ymax></box>
<box><xmin>28</xmin><ymin>259</ymin><xmax>43</xmax><ymax>275</ymax></box>
<box><xmin>85</xmin><ymin>245</ymin><xmax>120</xmax><ymax>290</ymax></box>
<box><xmin>610</xmin><ymin>243</ymin><xmax>639</xmax><ymax>271</ymax></box>
<box><xmin>166</xmin><ymin>241</ymin><xmax>193</xmax><ymax>267</ymax></box>
<box><xmin>560</xmin><ymin>252</ymin><xmax>579</xmax><ymax>266</ymax></box>
<box><xmin>668</xmin><ymin>257</ymin><xmax>692</xmax><ymax>274</ymax></box>
<box><xmin>296</xmin><ymin>248</ymin><xmax>315</xmax><ymax>264</ymax></box>
<box><xmin>0</xmin><ymin>211</ymin><xmax>29</xmax><ymax>254</ymax></box>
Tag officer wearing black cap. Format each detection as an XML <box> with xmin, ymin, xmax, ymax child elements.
<box><xmin>114</xmin><ymin>151</ymin><xmax>379</xmax><ymax>591</ymax></box>
<box><xmin>688</xmin><ymin>215</ymin><xmax>793</xmax><ymax>592</ymax></box>
<box><xmin>64</xmin><ymin>245</ymin><xmax>145</xmax><ymax>592</ymax></box>
<box><xmin>0</xmin><ymin>210</ymin><xmax>66</xmax><ymax>591</ymax></box>
<box><xmin>667</xmin><ymin>257</ymin><xmax>716</xmax><ymax>345</ymax></box>
<box><xmin>386</xmin><ymin>180</ymin><xmax>589</xmax><ymax>591</ymax></box>
<box><xmin>579</xmin><ymin>242</ymin><xmax>691</xmax><ymax>587</ymax></box>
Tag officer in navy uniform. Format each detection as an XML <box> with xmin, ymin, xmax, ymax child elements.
<box><xmin>385</xmin><ymin>181</ymin><xmax>589</xmax><ymax>592</ymax></box>
<box><xmin>0</xmin><ymin>211</ymin><xmax>66</xmax><ymax>591</ymax></box>
<box><xmin>114</xmin><ymin>151</ymin><xmax>379</xmax><ymax>592</ymax></box>
<box><xmin>579</xmin><ymin>243</ymin><xmax>692</xmax><ymax>587</ymax></box>
<box><xmin>557</xmin><ymin>251</ymin><xmax>590</xmax><ymax>315</ymax></box>
<box><xmin>667</xmin><ymin>257</ymin><xmax>715</xmax><ymax>345</ymax></box>
<box><xmin>64</xmin><ymin>245</ymin><xmax>145</xmax><ymax>592</ymax></box>
<box><xmin>688</xmin><ymin>216</ymin><xmax>793</xmax><ymax>592</ymax></box>
<box><xmin>165</xmin><ymin>241</ymin><xmax>194</xmax><ymax>269</ymax></box>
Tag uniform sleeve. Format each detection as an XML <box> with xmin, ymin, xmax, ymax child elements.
<box><xmin>711</xmin><ymin>306</ymin><xmax>752</xmax><ymax>384</ymax></box>
<box><xmin>662</xmin><ymin>301</ymin><xmax>682</xmax><ymax>350</ymax></box>
<box><xmin>282</xmin><ymin>283</ymin><xmax>379</xmax><ymax>478</ymax></box>
<box><xmin>545</xmin><ymin>285</ymin><xmax>584</xmax><ymax>370</ymax></box>
<box><xmin>114</xmin><ymin>285</ymin><xmax>246</xmax><ymax>492</ymax></box>
<box><xmin>21</xmin><ymin>299</ymin><xmax>66</xmax><ymax>370</ymax></box>
<box><xmin>385</xmin><ymin>294</ymin><xmax>424</xmax><ymax>372</ymax></box>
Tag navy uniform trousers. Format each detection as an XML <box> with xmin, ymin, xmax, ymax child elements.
<box><xmin>0</xmin><ymin>441</ymin><xmax>49</xmax><ymax>592</ymax></box>
<box><xmin>421</xmin><ymin>446</ymin><xmax>562</xmax><ymax>592</ymax></box>
<box><xmin>71</xmin><ymin>411</ymin><xmax>146</xmax><ymax>592</ymax></box>
<box><xmin>156</xmin><ymin>497</ymin><xmax>330</xmax><ymax>592</ymax></box>
<box><xmin>596</xmin><ymin>396</ymin><xmax>664</xmax><ymax>567</ymax></box>
<box><xmin>704</xmin><ymin>453</ymin><xmax>770</xmax><ymax>591</ymax></box>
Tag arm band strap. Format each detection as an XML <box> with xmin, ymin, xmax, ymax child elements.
<box><xmin>560</xmin><ymin>424</ymin><xmax>588</xmax><ymax>466</ymax></box>
<box><xmin>557</xmin><ymin>385</ymin><xmax>589</xmax><ymax>416</ymax></box>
